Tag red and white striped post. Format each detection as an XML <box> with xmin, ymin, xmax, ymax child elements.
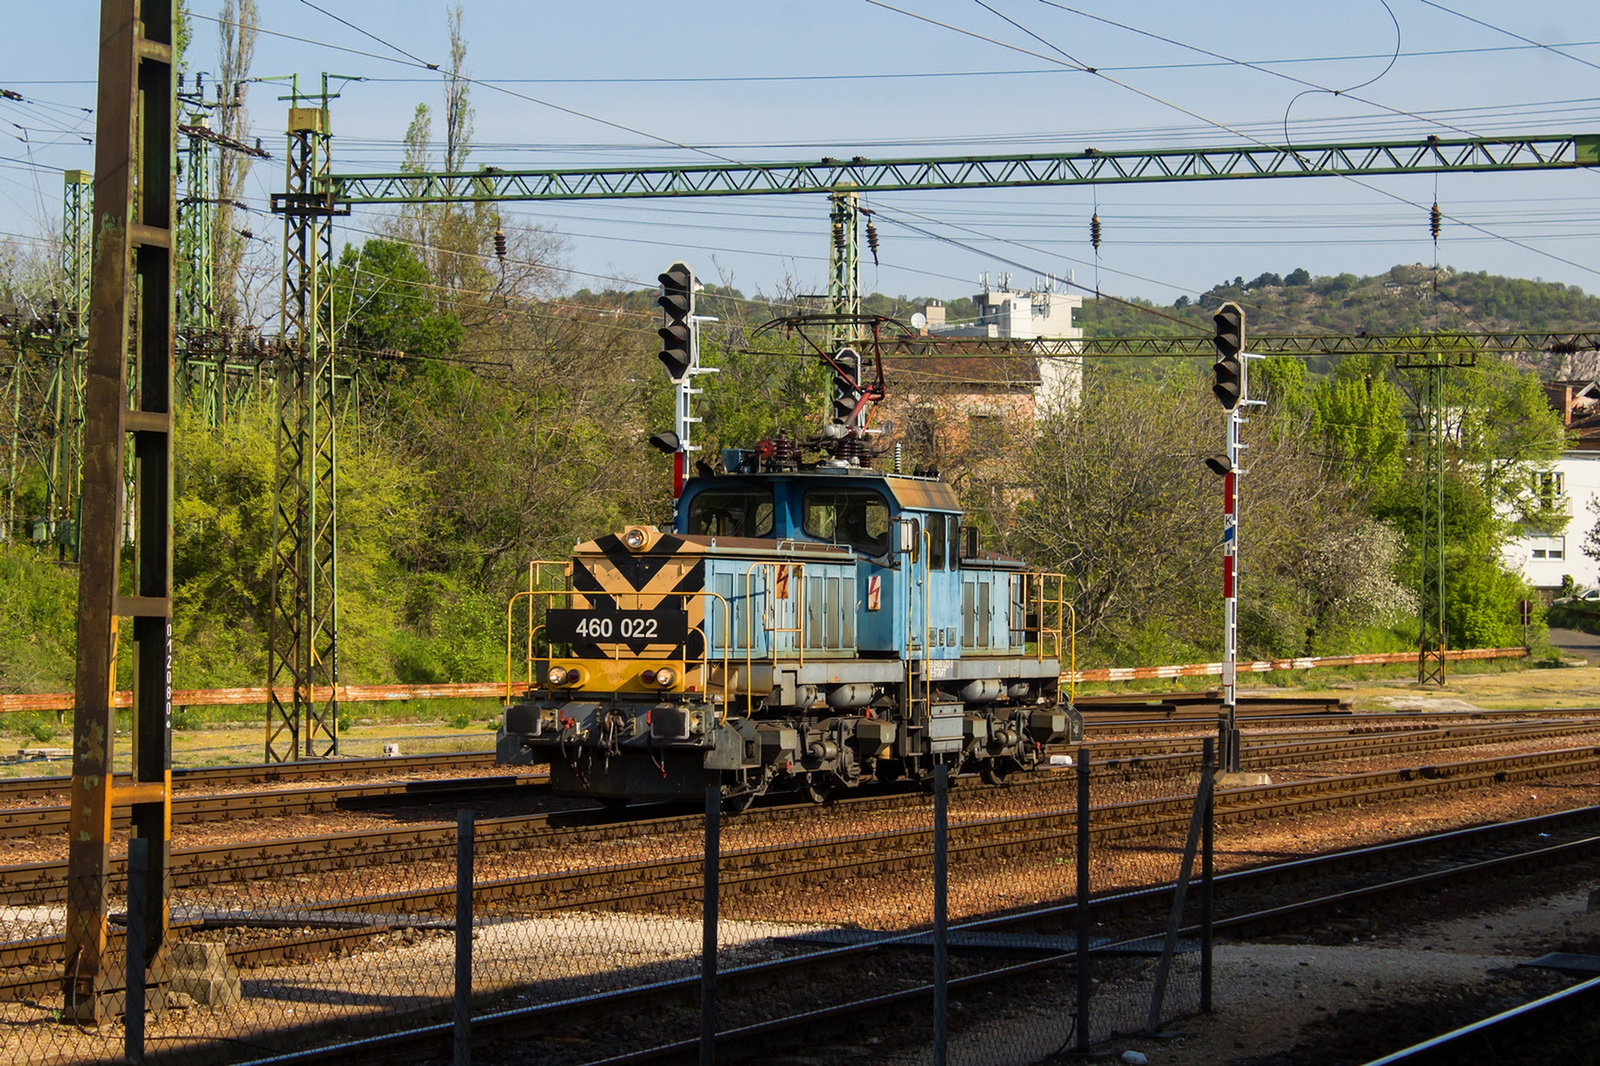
<box><xmin>1210</xmin><ymin>302</ymin><xmax>1247</xmax><ymax>773</ymax></box>
<box><xmin>1220</xmin><ymin>409</ymin><xmax>1242</xmax><ymax>772</ymax></box>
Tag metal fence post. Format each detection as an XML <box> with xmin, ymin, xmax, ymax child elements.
<box><xmin>1076</xmin><ymin>746</ymin><xmax>1091</xmax><ymax>1054</ymax></box>
<box><xmin>933</xmin><ymin>761</ymin><xmax>949</xmax><ymax>1066</ymax></box>
<box><xmin>1201</xmin><ymin>738</ymin><xmax>1215</xmax><ymax>1012</ymax></box>
<box><xmin>1147</xmin><ymin>746</ymin><xmax>1208</xmax><ymax>1034</ymax></box>
<box><xmin>454</xmin><ymin>809</ymin><xmax>474</xmax><ymax>1066</ymax></box>
<box><xmin>702</xmin><ymin>783</ymin><xmax>719</xmax><ymax>1066</ymax></box>
<box><xmin>125</xmin><ymin>836</ymin><xmax>147</xmax><ymax>1065</ymax></box>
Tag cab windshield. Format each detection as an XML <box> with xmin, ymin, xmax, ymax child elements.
<box><xmin>802</xmin><ymin>488</ymin><xmax>890</xmax><ymax>553</ymax></box>
<box><xmin>686</xmin><ymin>488</ymin><xmax>775</xmax><ymax>538</ymax></box>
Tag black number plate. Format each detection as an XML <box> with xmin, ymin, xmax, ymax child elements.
<box><xmin>546</xmin><ymin>608</ymin><xmax>689</xmax><ymax>645</ymax></box>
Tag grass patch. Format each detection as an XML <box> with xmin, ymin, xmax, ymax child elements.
<box><xmin>1547</xmin><ymin>602</ymin><xmax>1600</xmax><ymax>636</ymax></box>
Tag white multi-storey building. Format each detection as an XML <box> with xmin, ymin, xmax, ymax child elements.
<box><xmin>919</xmin><ymin>278</ymin><xmax>1084</xmax><ymax>415</ymax></box>
<box><xmin>1502</xmin><ymin>381</ymin><xmax>1600</xmax><ymax>595</ymax></box>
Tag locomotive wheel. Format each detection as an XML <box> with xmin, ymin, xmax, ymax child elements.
<box><xmin>804</xmin><ymin>780</ymin><xmax>832</xmax><ymax>805</ymax></box>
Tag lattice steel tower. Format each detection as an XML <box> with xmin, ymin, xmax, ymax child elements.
<box><xmin>268</xmin><ymin>76</ymin><xmax>342</xmax><ymax>760</ymax></box>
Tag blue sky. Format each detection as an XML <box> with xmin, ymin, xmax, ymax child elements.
<box><xmin>4</xmin><ymin>1</ymin><xmax>1600</xmax><ymax>316</ymax></box>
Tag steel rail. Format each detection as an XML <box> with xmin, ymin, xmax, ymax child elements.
<box><xmin>0</xmin><ymin>750</ymin><xmax>500</xmax><ymax>802</ymax></box>
<box><xmin>3</xmin><ymin>717</ymin><xmax>1582</xmax><ymax>835</ymax></box>
<box><xmin>1</xmin><ymin>704</ymin><xmax>1581</xmax><ymax>802</ymax></box>
<box><xmin>1360</xmin><ymin>974</ymin><xmax>1600</xmax><ymax>1065</ymax></box>
<box><xmin>4</xmin><ymin>790</ymin><xmax>1597</xmax><ymax>1015</ymax></box>
<box><xmin>3</xmin><ymin>742</ymin><xmax>1595</xmax><ymax>996</ymax></box>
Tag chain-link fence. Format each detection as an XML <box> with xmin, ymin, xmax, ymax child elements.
<box><xmin>0</xmin><ymin>748</ymin><xmax>1220</xmax><ymax>1066</ymax></box>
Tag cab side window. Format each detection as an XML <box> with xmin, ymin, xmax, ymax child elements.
<box><xmin>927</xmin><ymin>513</ymin><xmax>947</xmax><ymax>569</ymax></box>
<box><xmin>686</xmin><ymin>489</ymin><xmax>775</xmax><ymax>537</ymax></box>
<box><xmin>803</xmin><ymin>489</ymin><xmax>890</xmax><ymax>553</ymax></box>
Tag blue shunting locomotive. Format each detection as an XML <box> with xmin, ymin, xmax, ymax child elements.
<box><xmin>497</xmin><ymin>450</ymin><xmax>1082</xmax><ymax>808</ymax></box>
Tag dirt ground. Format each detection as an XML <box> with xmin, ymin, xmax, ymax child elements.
<box><xmin>1057</xmin><ymin>882</ymin><xmax>1600</xmax><ymax>1065</ymax></box>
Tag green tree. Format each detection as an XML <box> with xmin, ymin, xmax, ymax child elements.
<box><xmin>1311</xmin><ymin>358</ymin><xmax>1407</xmax><ymax>488</ymax></box>
<box><xmin>331</xmin><ymin>239</ymin><xmax>464</xmax><ymax>364</ymax></box>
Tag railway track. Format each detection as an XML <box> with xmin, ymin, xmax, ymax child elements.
<box><xmin>1</xmin><ymin>734</ymin><xmax>1595</xmax><ymax>907</ymax></box>
<box><xmin>2</xmin><ymin>743</ymin><xmax>1595</xmax><ymax>1002</ymax></box>
<box><xmin>1</xmin><ymin>704</ymin><xmax>1587</xmax><ymax>806</ymax></box>
<box><xmin>2</xmin><ymin>716</ymin><xmax>1591</xmax><ymax>840</ymax></box>
<box><xmin>1363</xmin><ymin>972</ymin><xmax>1600</xmax><ymax>1065</ymax></box>
<box><xmin>97</xmin><ymin>801</ymin><xmax>1600</xmax><ymax>1065</ymax></box>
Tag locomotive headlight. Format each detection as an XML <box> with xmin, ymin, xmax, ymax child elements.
<box><xmin>653</xmin><ymin>667</ymin><xmax>676</xmax><ymax>687</ymax></box>
<box><xmin>623</xmin><ymin>527</ymin><xmax>649</xmax><ymax>550</ymax></box>
<box><xmin>547</xmin><ymin>666</ymin><xmax>583</xmax><ymax>687</ymax></box>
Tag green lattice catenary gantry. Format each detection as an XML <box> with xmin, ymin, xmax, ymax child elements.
<box><xmin>317</xmin><ymin>134</ymin><xmax>1600</xmax><ymax>205</ymax></box>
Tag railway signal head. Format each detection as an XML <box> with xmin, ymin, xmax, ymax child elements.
<box><xmin>1212</xmin><ymin>301</ymin><xmax>1245</xmax><ymax>410</ymax></box>
<box><xmin>831</xmin><ymin>346</ymin><xmax>864</xmax><ymax>426</ymax></box>
<box><xmin>657</xmin><ymin>260</ymin><xmax>696</xmax><ymax>383</ymax></box>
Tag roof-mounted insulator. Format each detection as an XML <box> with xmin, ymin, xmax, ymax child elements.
<box><xmin>494</xmin><ymin>227</ymin><xmax>507</xmax><ymax>261</ymax></box>
<box><xmin>832</xmin><ymin>222</ymin><xmax>845</xmax><ymax>253</ymax></box>
<box><xmin>1090</xmin><ymin>213</ymin><xmax>1102</xmax><ymax>252</ymax></box>
<box><xmin>866</xmin><ymin>220</ymin><xmax>880</xmax><ymax>266</ymax></box>
<box><xmin>1430</xmin><ymin>202</ymin><xmax>1442</xmax><ymax>243</ymax></box>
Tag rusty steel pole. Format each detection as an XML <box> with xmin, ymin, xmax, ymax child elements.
<box><xmin>63</xmin><ymin>0</ymin><xmax>176</xmax><ymax>1024</ymax></box>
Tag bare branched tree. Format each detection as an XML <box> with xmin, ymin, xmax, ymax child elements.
<box><xmin>1011</xmin><ymin>368</ymin><xmax>1383</xmax><ymax>660</ymax></box>
<box><xmin>214</xmin><ymin>0</ymin><xmax>258</xmax><ymax>327</ymax></box>
<box><xmin>384</xmin><ymin>7</ymin><xmax>503</xmax><ymax>308</ymax></box>
<box><xmin>443</xmin><ymin>6</ymin><xmax>472</xmax><ymax>174</ymax></box>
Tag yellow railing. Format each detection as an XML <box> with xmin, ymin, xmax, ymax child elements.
<box><xmin>742</xmin><ymin>562</ymin><xmax>806</xmax><ymax>714</ymax></box>
<box><xmin>504</xmin><ymin>589</ymin><xmax>567</xmax><ymax>703</ymax></box>
<box><xmin>503</xmin><ymin>561</ymin><xmax>571</xmax><ymax>702</ymax></box>
<box><xmin>687</xmin><ymin>590</ymin><xmax>735</xmax><ymax>720</ymax></box>
<box><xmin>1022</xmin><ymin>571</ymin><xmax>1078</xmax><ymax>702</ymax></box>
<box><xmin>915</xmin><ymin>528</ymin><xmax>932</xmax><ymax>711</ymax></box>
